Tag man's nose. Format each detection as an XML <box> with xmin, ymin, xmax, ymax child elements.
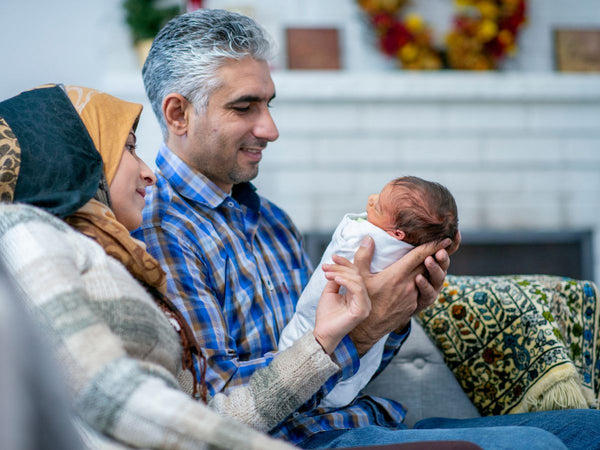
<box><xmin>254</xmin><ymin>107</ymin><xmax>279</xmax><ymax>142</ymax></box>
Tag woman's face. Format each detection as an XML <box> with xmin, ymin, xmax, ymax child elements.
<box><xmin>109</xmin><ymin>130</ymin><xmax>156</xmax><ymax>231</ymax></box>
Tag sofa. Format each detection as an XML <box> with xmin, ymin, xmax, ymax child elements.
<box><xmin>363</xmin><ymin>274</ymin><xmax>599</xmax><ymax>427</ymax></box>
<box><xmin>364</xmin><ymin>318</ymin><xmax>480</xmax><ymax>427</ymax></box>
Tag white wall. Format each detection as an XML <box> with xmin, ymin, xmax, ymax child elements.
<box><xmin>255</xmin><ymin>71</ymin><xmax>600</xmax><ymax>283</ymax></box>
<box><xmin>204</xmin><ymin>0</ymin><xmax>600</xmax><ymax>71</ymax></box>
<box><xmin>0</xmin><ymin>0</ymin><xmax>159</xmax><ymax>171</ymax></box>
<box><xmin>4</xmin><ymin>0</ymin><xmax>600</xmax><ymax>95</ymax></box>
<box><xmin>0</xmin><ymin>0</ymin><xmax>137</xmax><ymax>99</ymax></box>
<box><xmin>4</xmin><ymin>0</ymin><xmax>598</xmax><ymax>162</ymax></box>
<box><xmin>3</xmin><ymin>0</ymin><xmax>600</xmax><ymax>160</ymax></box>
<box><xmin>2</xmin><ymin>0</ymin><xmax>600</xmax><ymax>281</ymax></box>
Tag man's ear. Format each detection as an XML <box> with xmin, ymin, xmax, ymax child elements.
<box><xmin>163</xmin><ymin>93</ymin><xmax>191</xmax><ymax>136</ymax></box>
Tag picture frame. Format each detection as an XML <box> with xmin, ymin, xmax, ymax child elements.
<box><xmin>286</xmin><ymin>28</ymin><xmax>341</xmax><ymax>70</ymax></box>
<box><xmin>555</xmin><ymin>29</ymin><xmax>600</xmax><ymax>72</ymax></box>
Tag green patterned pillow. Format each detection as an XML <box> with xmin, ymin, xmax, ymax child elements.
<box><xmin>418</xmin><ymin>275</ymin><xmax>599</xmax><ymax>415</ymax></box>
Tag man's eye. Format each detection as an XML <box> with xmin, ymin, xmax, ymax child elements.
<box><xmin>232</xmin><ymin>105</ymin><xmax>250</xmax><ymax>113</ymax></box>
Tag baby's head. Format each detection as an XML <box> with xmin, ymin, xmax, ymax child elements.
<box><xmin>366</xmin><ymin>176</ymin><xmax>458</xmax><ymax>247</ymax></box>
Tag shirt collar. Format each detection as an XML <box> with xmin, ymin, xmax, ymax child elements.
<box><xmin>156</xmin><ymin>143</ymin><xmax>261</xmax><ymax>212</ymax></box>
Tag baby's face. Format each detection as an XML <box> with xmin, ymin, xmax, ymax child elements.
<box><xmin>366</xmin><ymin>182</ymin><xmax>400</xmax><ymax>237</ymax></box>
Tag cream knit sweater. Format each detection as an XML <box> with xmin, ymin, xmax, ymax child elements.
<box><xmin>0</xmin><ymin>204</ymin><xmax>338</xmax><ymax>449</ymax></box>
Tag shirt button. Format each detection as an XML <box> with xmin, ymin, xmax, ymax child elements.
<box><xmin>227</xmin><ymin>201</ymin><xmax>234</xmax><ymax>208</ymax></box>
<box><xmin>292</xmin><ymin>412</ymin><xmax>300</xmax><ymax>418</ymax></box>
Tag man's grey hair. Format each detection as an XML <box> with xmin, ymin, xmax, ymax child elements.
<box><xmin>142</xmin><ymin>8</ymin><xmax>276</xmax><ymax>138</ymax></box>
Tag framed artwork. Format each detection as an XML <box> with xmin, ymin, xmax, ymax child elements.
<box><xmin>555</xmin><ymin>29</ymin><xmax>600</xmax><ymax>72</ymax></box>
<box><xmin>286</xmin><ymin>28</ymin><xmax>341</xmax><ymax>70</ymax></box>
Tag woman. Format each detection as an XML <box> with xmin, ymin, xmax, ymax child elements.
<box><xmin>0</xmin><ymin>84</ymin><xmax>371</xmax><ymax>449</ymax></box>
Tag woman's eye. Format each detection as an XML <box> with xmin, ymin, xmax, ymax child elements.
<box><xmin>126</xmin><ymin>144</ymin><xmax>137</xmax><ymax>155</ymax></box>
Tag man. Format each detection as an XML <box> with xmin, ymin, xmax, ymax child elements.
<box><xmin>134</xmin><ymin>8</ymin><xmax>598</xmax><ymax>449</ymax></box>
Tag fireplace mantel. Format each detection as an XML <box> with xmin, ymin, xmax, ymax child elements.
<box><xmin>104</xmin><ymin>71</ymin><xmax>600</xmax><ymax>103</ymax></box>
<box><xmin>271</xmin><ymin>71</ymin><xmax>600</xmax><ymax>102</ymax></box>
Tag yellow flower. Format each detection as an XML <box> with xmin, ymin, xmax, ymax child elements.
<box><xmin>399</xmin><ymin>43</ymin><xmax>419</xmax><ymax>62</ymax></box>
<box><xmin>477</xmin><ymin>19</ymin><xmax>498</xmax><ymax>42</ymax></box>
<box><xmin>498</xmin><ymin>29</ymin><xmax>513</xmax><ymax>45</ymax></box>
<box><xmin>473</xmin><ymin>55</ymin><xmax>493</xmax><ymax>70</ymax></box>
<box><xmin>358</xmin><ymin>0</ymin><xmax>382</xmax><ymax>13</ymax></box>
<box><xmin>405</xmin><ymin>13</ymin><xmax>424</xmax><ymax>33</ymax></box>
<box><xmin>380</xmin><ymin>0</ymin><xmax>403</xmax><ymax>13</ymax></box>
<box><xmin>477</xmin><ymin>1</ymin><xmax>499</xmax><ymax>20</ymax></box>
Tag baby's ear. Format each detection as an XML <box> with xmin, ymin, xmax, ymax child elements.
<box><xmin>392</xmin><ymin>229</ymin><xmax>406</xmax><ymax>240</ymax></box>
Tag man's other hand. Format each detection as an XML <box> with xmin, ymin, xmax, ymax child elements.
<box><xmin>341</xmin><ymin>235</ymin><xmax>455</xmax><ymax>356</ymax></box>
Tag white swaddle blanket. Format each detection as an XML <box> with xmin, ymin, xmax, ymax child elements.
<box><xmin>279</xmin><ymin>212</ymin><xmax>413</xmax><ymax>408</ymax></box>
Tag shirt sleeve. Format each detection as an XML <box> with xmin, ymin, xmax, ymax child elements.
<box><xmin>136</xmin><ymin>222</ymin><xmax>291</xmax><ymax>394</ymax></box>
<box><xmin>135</xmin><ymin>220</ymin><xmax>362</xmax><ymax>405</ymax></box>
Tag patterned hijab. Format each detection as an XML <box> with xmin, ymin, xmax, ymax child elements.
<box><xmin>0</xmin><ymin>84</ymin><xmax>206</xmax><ymax>401</ymax></box>
<box><xmin>0</xmin><ymin>83</ymin><xmax>166</xmax><ymax>292</ymax></box>
<box><xmin>0</xmin><ymin>84</ymin><xmax>102</xmax><ymax>216</ymax></box>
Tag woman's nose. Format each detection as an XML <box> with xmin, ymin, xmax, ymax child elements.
<box><xmin>140</xmin><ymin>161</ymin><xmax>156</xmax><ymax>186</ymax></box>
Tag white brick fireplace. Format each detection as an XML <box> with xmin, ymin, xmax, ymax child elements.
<box><xmin>250</xmin><ymin>71</ymin><xmax>600</xmax><ymax>282</ymax></box>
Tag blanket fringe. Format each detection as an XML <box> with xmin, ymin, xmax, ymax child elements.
<box><xmin>510</xmin><ymin>364</ymin><xmax>588</xmax><ymax>413</ymax></box>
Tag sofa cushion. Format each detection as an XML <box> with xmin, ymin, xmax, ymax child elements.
<box><xmin>364</xmin><ymin>319</ymin><xmax>480</xmax><ymax>427</ymax></box>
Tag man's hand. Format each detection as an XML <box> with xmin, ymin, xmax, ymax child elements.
<box><xmin>323</xmin><ymin>234</ymin><xmax>457</xmax><ymax>356</ymax></box>
<box><xmin>414</xmin><ymin>230</ymin><xmax>460</xmax><ymax>314</ymax></box>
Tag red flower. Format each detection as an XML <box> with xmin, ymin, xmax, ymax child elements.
<box><xmin>358</xmin><ymin>0</ymin><xmax>527</xmax><ymax>70</ymax></box>
<box><xmin>486</xmin><ymin>38</ymin><xmax>505</xmax><ymax>59</ymax></box>
<box><xmin>187</xmin><ymin>0</ymin><xmax>203</xmax><ymax>12</ymax></box>
<box><xmin>372</xmin><ymin>12</ymin><xmax>395</xmax><ymax>31</ymax></box>
<box><xmin>380</xmin><ymin>22</ymin><xmax>411</xmax><ymax>56</ymax></box>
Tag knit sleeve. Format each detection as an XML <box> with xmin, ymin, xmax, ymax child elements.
<box><xmin>0</xmin><ymin>205</ymin><xmax>294</xmax><ymax>450</ymax></box>
<box><xmin>210</xmin><ymin>331</ymin><xmax>339</xmax><ymax>431</ymax></box>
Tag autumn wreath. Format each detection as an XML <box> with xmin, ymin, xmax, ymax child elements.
<box><xmin>357</xmin><ymin>0</ymin><xmax>527</xmax><ymax>70</ymax></box>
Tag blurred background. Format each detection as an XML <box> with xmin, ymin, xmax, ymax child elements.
<box><xmin>1</xmin><ymin>0</ymin><xmax>599</xmax><ymax>281</ymax></box>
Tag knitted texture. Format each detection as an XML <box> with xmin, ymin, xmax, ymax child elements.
<box><xmin>0</xmin><ymin>203</ymin><xmax>338</xmax><ymax>449</ymax></box>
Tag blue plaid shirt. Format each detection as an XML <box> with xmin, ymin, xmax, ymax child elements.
<box><xmin>134</xmin><ymin>144</ymin><xmax>408</xmax><ymax>445</ymax></box>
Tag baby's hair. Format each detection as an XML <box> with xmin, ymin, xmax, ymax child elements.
<box><xmin>389</xmin><ymin>176</ymin><xmax>458</xmax><ymax>246</ymax></box>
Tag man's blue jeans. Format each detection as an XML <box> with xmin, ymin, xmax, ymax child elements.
<box><xmin>299</xmin><ymin>409</ymin><xmax>600</xmax><ymax>449</ymax></box>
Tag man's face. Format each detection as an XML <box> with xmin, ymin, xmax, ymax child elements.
<box><xmin>184</xmin><ymin>56</ymin><xmax>279</xmax><ymax>193</ymax></box>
